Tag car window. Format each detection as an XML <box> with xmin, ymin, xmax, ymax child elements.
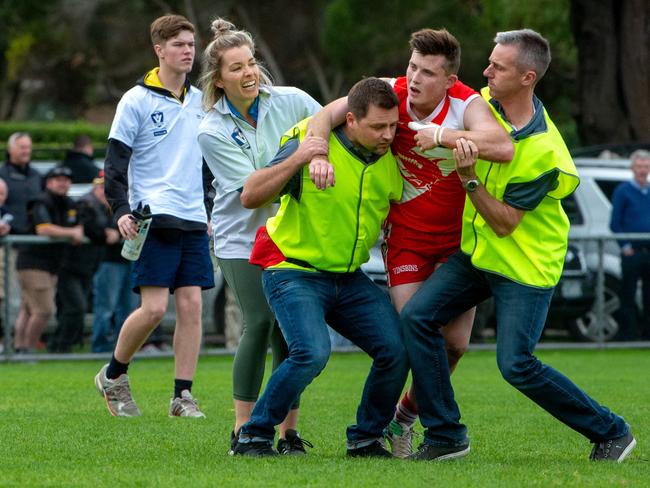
<box><xmin>594</xmin><ymin>179</ymin><xmax>621</xmax><ymax>203</ymax></box>
<box><xmin>562</xmin><ymin>193</ymin><xmax>584</xmax><ymax>225</ymax></box>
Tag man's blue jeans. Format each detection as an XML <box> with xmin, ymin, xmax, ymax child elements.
<box><xmin>402</xmin><ymin>251</ymin><xmax>629</xmax><ymax>447</ymax></box>
<box><xmin>620</xmin><ymin>250</ymin><xmax>650</xmax><ymax>339</ymax></box>
<box><xmin>91</xmin><ymin>261</ymin><xmax>137</xmax><ymax>353</ymax></box>
<box><xmin>241</xmin><ymin>269</ymin><xmax>409</xmax><ymax>444</ymax></box>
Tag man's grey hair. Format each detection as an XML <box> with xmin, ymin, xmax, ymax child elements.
<box><xmin>7</xmin><ymin>131</ymin><xmax>31</xmax><ymax>148</ymax></box>
<box><xmin>494</xmin><ymin>29</ymin><xmax>551</xmax><ymax>81</ymax></box>
<box><xmin>631</xmin><ymin>149</ymin><xmax>650</xmax><ymax>164</ymax></box>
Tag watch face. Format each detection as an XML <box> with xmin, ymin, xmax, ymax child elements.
<box><xmin>466</xmin><ymin>180</ymin><xmax>478</xmax><ymax>191</ymax></box>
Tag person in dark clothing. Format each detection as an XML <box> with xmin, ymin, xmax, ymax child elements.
<box><xmin>610</xmin><ymin>149</ymin><xmax>650</xmax><ymax>340</ymax></box>
<box><xmin>0</xmin><ymin>177</ymin><xmax>12</xmax><ymax>350</ymax></box>
<box><xmin>0</xmin><ymin>132</ymin><xmax>42</xmax><ymax>235</ymax></box>
<box><xmin>13</xmin><ymin>166</ymin><xmax>83</xmax><ymax>353</ymax></box>
<box><xmin>59</xmin><ymin>134</ymin><xmax>99</xmax><ymax>184</ymax></box>
<box><xmin>0</xmin><ymin>132</ymin><xmax>41</xmax><ymax>352</ymax></box>
<box><xmin>0</xmin><ymin>178</ymin><xmax>13</xmax><ymax>232</ymax></box>
<box><xmin>49</xmin><ymin>172</ymin><xmax>115</xmax><ymax>353</ymax></box>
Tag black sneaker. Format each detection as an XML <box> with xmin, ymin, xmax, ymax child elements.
<box><xmin>277</xmin><ymin>429</ymin><xmax>314</xmax><ymax>455</ymax></box>
<box><xmin>347</xmin><ymin>440</ymin><xmax>392</xmax><ymax>458</ymax></box>
<box><xmin>228</xmin><ymin>430</ymin><xmax>239</xmax><ymax>456</ymax></box>
<box><xmin>590</xmin><ymin>431</ymin><xmax>636</xmax><ymax>462</ymax></box>
<box><xmin>233</xmin><ymin>435</ymin><xmax>278</xmax><ymax>457</ymax></box>
<box><xmin>408</xmin><ymin>441</ymin><xmax>470</xmax><ymax>461</ymax></box>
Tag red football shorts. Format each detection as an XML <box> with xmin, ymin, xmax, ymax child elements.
<box><xmin>384</xmin><ymin>223</ymin><xmax>459</xmax><ymax>287</ymax></box>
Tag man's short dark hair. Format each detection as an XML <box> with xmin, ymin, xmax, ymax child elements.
<box><xmin>150</xmin><ymin>14</ymin><xmax>195</xmax><ymax>46</ymax></box>
<box><xmin>409</xmin><ymin>28</ymin><xmax>461</xmax><ymax>74</ymax></box>
<box><xmin>348</xmin><ymin>77</ymin><xmax>398</xmax><ymax>119</ymax></box>
<box><xmin>73</xmin><ymin>134</ymin><xmax>92</xmax><ymax>150</ymax></box>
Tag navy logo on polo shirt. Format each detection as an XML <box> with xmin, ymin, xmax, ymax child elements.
<box><xmin>151</xmin><ymin>111</ymin><xmax>164</xmax><ymax>126</ymax></box>
<box><xmin>151</xmin><ymin>111</ymin><xmax>167</xmax><ymax>136</ymax></box>
<box><xmin>231</xmin><ymin>127</ymin><xmax>250</xmax><ymax>149</ymax></box>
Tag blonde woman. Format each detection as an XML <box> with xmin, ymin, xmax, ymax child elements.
<box><xmin>198</xmin><ymin>18</ymin><xmax>321</xmax><ymax>455</ymax></box>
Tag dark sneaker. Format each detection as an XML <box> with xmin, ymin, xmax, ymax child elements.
<box><xmin>347</xmin><ymin>440</ymin><xmax>392</xmax><ymax>458</ymax></box>
<box><xmin>228</xmin><ymin>430</ymin><xmax>239</xmax><ymax>456</ymax></box>
<box><xmin>590</xmin><ymin>431</ymin><xmax>636</xmax><ymax>462</ymax></box>
<box><xmin>277</xmin><ymin>429</ymin><xmax>314</xmax><ymax>455</ymax></box>
<box><xmin>233</xmin><ymin>435</ymin><xmax>278</xmax><ymax>457</ymax></box>
<box><xmin>409</xmin><ymin>441</ymin><xmax>470</xmax><ymax>461</ymax></box>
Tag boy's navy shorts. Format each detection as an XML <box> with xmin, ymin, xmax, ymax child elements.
<box><xmin>132</xmin><ymin>228</ymin><xmax>214</xmax><ymax>294</ymax></box>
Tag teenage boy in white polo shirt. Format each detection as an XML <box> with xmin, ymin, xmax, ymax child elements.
<box><xmin>94</xmin><ymin>14</ymin><xmax>214</xmax><ymax>418</ymax></box>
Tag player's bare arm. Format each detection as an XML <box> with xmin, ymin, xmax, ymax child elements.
<box><xmin>414</xmin><ymin>97</ymin><xmax>513</xmax><ymax>162</ymax></box>
<box><xmin>454</xmin><ymin>137</ymin><xmax>522</xmax><ymax>237</ymax></box>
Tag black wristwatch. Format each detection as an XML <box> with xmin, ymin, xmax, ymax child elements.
<box><xmin>464</xmin><ymin>179</ymin><xmax>480</xmax><ymax>192</ymax></box>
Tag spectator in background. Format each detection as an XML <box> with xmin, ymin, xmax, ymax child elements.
<box><xmin>13</xmin><ymin>166</ymin><xmax>83</xmax><ymax>353</ymax></box>
<box><xmin>60</xmin><ymin>134</ymin><xmax>99</xmax><ymax>183</ymax></box>
<box><xmin>1</xmin><ymin>133</ymin><xmax>42</xmax><ymax>353</ymax></box>
<box><xmin>0</xmin><ymin>177</ymin><xmax>12</xmax><ymax>352</ymax></box>
<box><xmin>48</xmin><ymin>171</ymin><xmax>114</xmax><ymax>353</ymax></box>
<box><xmin>0</xmin><ymin>132</ymin><xmax>42</xmax><ymax>235</ymax></box>
<box><xmin>0</xmin><ymin>178</ymin><xmax>13</xmax><ymax>232</ymax></box>
<box><xmin>610</xmin><ymin>149</ymin><xmax>650</xmax><ymax>341</ymax></box>
<box><xmin>91</xmin><ymin>171</ymin><xmax>137</xmax><ymax>353</ymax></box>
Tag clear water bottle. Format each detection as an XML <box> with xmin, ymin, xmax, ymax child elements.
<box><xmin>121</xmin><ymin>203</ymin><xmax>153</xmax><ymax>261</ymax></box>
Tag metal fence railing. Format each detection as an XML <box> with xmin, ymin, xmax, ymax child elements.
<box><xmin>2</xmin><ymin>235</ymin><xmax>91</xmax><ymax>361</ymax></box>
<box><xmin>2</xmin><ymin>233</ymin><xmax>650</xmax><ymax>362</ymax></box>
<box><xmin>569</xmin><ymin>233</ymin><xmax>650</xmax><ymax>345</ymax></box>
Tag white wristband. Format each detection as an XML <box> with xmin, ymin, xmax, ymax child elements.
<box><xmin>437</xmin><ymin>126</ymin><xmax>445</xmax><ymax>146</ymax></box>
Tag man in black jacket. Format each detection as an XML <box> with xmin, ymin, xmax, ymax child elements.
<box><xmin>60</xmin><ymin>134</ymin><xmax>99</xmax><ymax>184</ymax></box>
<box><xmin>13</xmin><ymin>166</ymin><xmax>83</xmax><ymax>353</ymax></box>
<box><xmin>0</xmin><ymin>132</ymin><xmax>42</xmax><ymax>235</ymax></box>
<box><xmin>49</xmin><ymin>172</ymin><xmax>115</xmax><ymax>353</ymax></box>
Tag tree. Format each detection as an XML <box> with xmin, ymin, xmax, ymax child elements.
<box><xmin>321</xmin><ymin>0</ymin><xmax>579</xmax><ymax>144</ymax></box>
<box><xmin>571</xmin><ymin>0</ymin><xmax>650</xmax><ymax>145</ymax></box>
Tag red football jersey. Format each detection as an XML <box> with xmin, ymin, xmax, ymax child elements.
<box><xmin>387</xmin><ymin>76</ymin><xmax>479</xmax><ymax>244</ymax></box>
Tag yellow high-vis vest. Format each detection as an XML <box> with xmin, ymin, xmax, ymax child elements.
<box><xmin>461</xmin><ymin>88</ymin><xmax>580</xmax><ymax>288</ymax></box>
<box><xmin>267</xmin><ymin>118</ymin><xmax>403</xmax><ymax>273</ymax></box>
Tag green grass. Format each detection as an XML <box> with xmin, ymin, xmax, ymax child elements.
<box><xmin>1</xmin><ymin>350</ymin><xmax>647</xmax><ymax>487</ymax></box>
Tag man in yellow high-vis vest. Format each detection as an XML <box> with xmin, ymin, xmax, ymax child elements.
<box><xmin>233</xmin><ymin>78</ymin><xmax>409</xmax><ymax>457</ymax></box>
<box><xmin>401</xmin><ymin>29</ymin><xmax>635</xmax><ymax>462</ymax></box>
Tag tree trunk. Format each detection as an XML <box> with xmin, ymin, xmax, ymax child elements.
<box><xmin>571</xmin><ymin>0</ymin><xmax>650</xmax><ymax>145</ymax></box>
<box><xmin>619</xmin><ymin>0</ymin><xmax>650</xmax><ymax>141</ymax></box>
<box><xmin>234</xmin><ymin>4</ymin><xmax>286</xmax><ymax>85</ymax></box>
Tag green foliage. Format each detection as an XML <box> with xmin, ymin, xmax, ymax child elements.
<box><xmin>0</xmin><ymin>1</ymin><xmax>61</xmax><ymax>77</ymax></box>
<box><xmin>322</xmin><ymin>0</ymin><xmax>579</xmax><ymax>145</ymax></box>
<box><xmin>0</xmin><ymin>121</ymin><xmax>109</xmax><ymax>144</ymax></box>
<box><xmin>5</xmin><ymin>33</ymin><xmax>35</xmax><ymax>81</ymax></box>
<box><xmin>0</xmin><ymin>350</ymin><xmax>647</xmax><ymax>486</ymax></box>
<box><xmin>0</xmin><ymin>121</ymin><xmax>108</xmax><ymax>159</ymax></box>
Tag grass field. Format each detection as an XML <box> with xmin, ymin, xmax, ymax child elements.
<box><xmin>1</xmin><ymin>349</ymin><xmax>648</xmax><ymax>487</ymax></box>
